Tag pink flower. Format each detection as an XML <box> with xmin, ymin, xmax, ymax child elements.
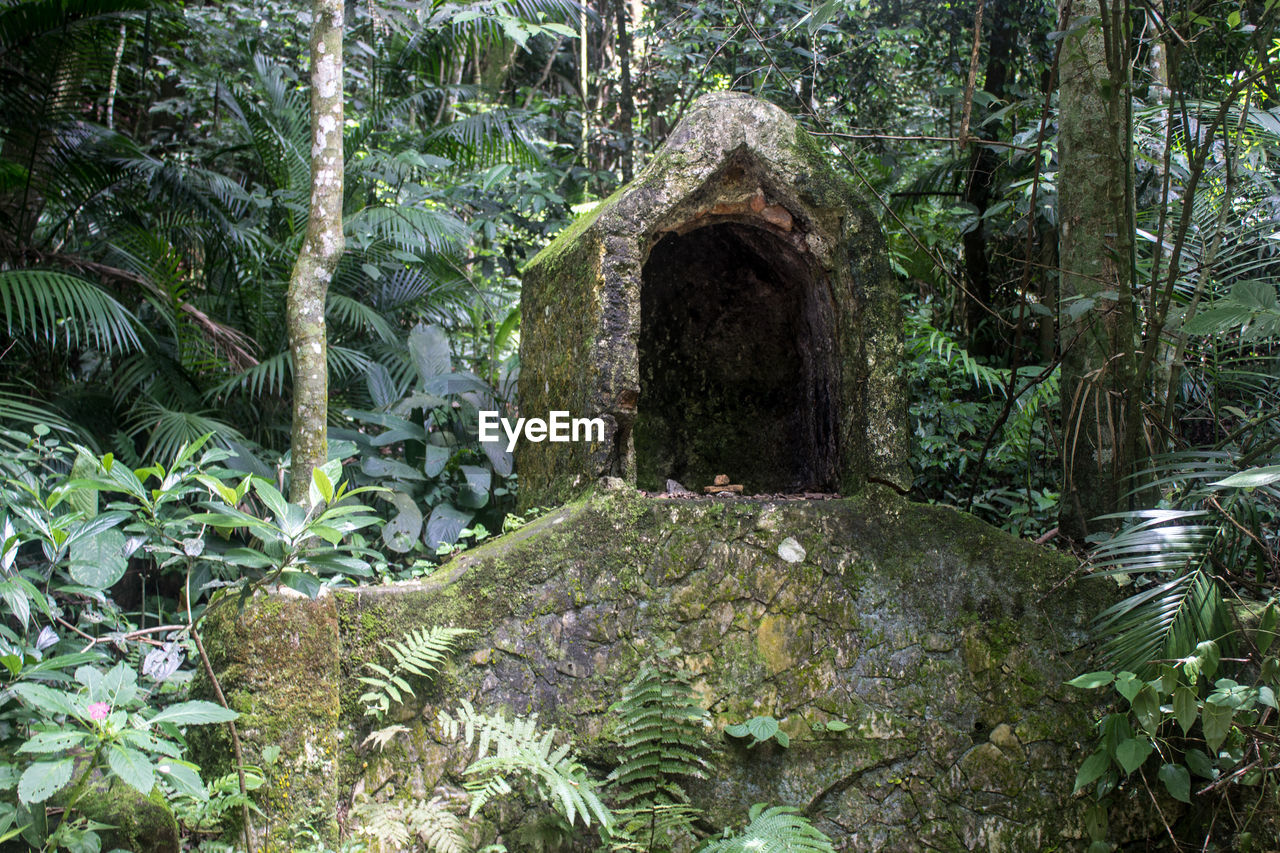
<box><xmin>88</xmin><ymin>702</ymin><xmax>110</xmax><ymax>721</ymax></box>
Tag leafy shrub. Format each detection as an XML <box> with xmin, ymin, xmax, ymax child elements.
<box><xmin>337</xmin><ymin>324</ymin><xmax>517</xmax><ymax>560</ymax></box>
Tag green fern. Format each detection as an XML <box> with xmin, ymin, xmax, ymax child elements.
<box><xmin>358</xmin><ymin>626</ymin><xmax>474</xmax><ymax>719</ymax></box>
<box><xmin>604</xmin><ymin>660</ymin><xmax>710</xmax><ymax>850</ymax></box>
<box><xmin>607</xmin><ymin>661</ymin><xmax>710</xmax><ymax>803</ymax></box>
<box><xmin>439</xmin><ymin>700</ymin><xmax>612</xmax><ymax>830</ymax></box>
<box><xmin>905</xmin><ymin>311</ymin><xmax>1008</xmax><ymax>395</ymax></box>
<box><xmin>699</xmin><ymin>804</ymin><xmax>835</xmax><ymax>853</ymax></box>
<box><xmin>352</xmin><ymin>795</ymin><xmax>469</xmax><ymax>853</ymax></box>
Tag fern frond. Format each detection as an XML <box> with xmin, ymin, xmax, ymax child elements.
<box><xmin>408</xmin><ymin>797</ymin><xmax>469</xmax><ymax>853</ymax></box>
<box><xmin>440</xmin><ymin>700</ymin><xmax>612</xmax><ymax>830</ymax></box>
<box><xmin>607</xmin><ymin>664</ymin><xmax>710</xmax><ymax>805</ymax></box>
<box><xmin>905</xmin><ymin>312</ymin><xmax>1008</xmax><ymax>394</ymax></box>
<box><xmin>700</xmin><ymin>804</ymin><xmax>835</xmax><ymax>853</ymax></box>
<box><xmin>360</xmin><ymin>724</ymin><xmax>410</xmax><ymax>752</ymax></box>
<box><xmin>359</xmin><ymin>626</ymin><xmax>474</xmax><ymax>718</ymax></box>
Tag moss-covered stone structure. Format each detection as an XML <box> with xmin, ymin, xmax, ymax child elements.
<box><xmin>517</xmin><ymin>92</ymin><xmax>909</xmax><ymax>506</ymax></box>
<box><xmin>193</xmin><ymin>94</ymin><xmax>1170</xmax><ymax>851</ymax></box>
<box><xmin>196</xmin><ymin>487</ymin><xmax>1163</xmax><ymax>851</ymax></box>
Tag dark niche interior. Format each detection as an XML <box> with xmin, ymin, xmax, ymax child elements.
<box><xmin>634</xmin><ymin>221</ymin><xmax>840</xmax><ymax>494</ymax></box>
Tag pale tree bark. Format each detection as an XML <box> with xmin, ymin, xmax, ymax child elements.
<box><xmin>287</xmin><ymin>0</ymin><xmax>345</xmax><ymax>504</ymax></box>
<box><xmin>1057</xmin><ymin>0</ymin><xmax>1139</xmax><ymax>539</ymax></box>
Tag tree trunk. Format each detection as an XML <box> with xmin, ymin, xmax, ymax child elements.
<box><xmin>287</xmin><ymin>0</ymin><xmax>345</xmax><ymax>504</ymax></box>
<box><xmin>1057</xmin><ymin>0</ymin><xmax>1138</xmax><ymax>539</ymax></box>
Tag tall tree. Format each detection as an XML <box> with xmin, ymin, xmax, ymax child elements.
<box><xmin>1056</xmin><ymin>0</ymin><xmax>1138</xmax><ymax>538</ymax></box>
<box><xmin>286</xmin><ymin>0</ymin><xmax>345</xmax><ymax>503</ymax></box>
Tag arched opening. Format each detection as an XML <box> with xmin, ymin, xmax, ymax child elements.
<box><xmin>634</xmin><ymin>221</ymin><xmax>840</xmax><ymax>494</ymax></box>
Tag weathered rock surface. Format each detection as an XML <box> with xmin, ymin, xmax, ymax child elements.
<box><xmin>199</xmin><ymin>486</ymin><xmax>1129</xmax><ymax>851</ymax></box>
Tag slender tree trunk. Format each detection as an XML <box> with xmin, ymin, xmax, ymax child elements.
<box><xmin>1057</xmin><ymin>0</ymin><xmax>1139</xmax><ymax>539</ymax></box>
<box><xmin>614</xmin><ymin>0</ymin><xmax>636</xmax><ymax>182</ymax></box>
<box><xmin>287</xmin><ymin>0</ymin><xmax>344</xmax><ymax>504</ymax></box>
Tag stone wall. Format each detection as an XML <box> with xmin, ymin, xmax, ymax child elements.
<box><xmin>198</xmin><ymin>485</ymin><xmax>1142</xmax><ymax>851</ymax></box>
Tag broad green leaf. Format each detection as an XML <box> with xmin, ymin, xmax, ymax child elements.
<box><xmin>425</xmin><ymin>503</ymin><xmax>473</xmax><ymax>551</ymax></box>
<box><xmin>17</xmin><ymin>758</ymin><xmax>73</xmax><ymax>804</ymax></box>
<box><xmin>745</xmin><ymin>716</ymin><xmax>779</xmax><ymax>742</ymax></box>
<box><xmin>381</xmin><ymin>493</ymin><xmax>423</xmax><ymax>554</ymax></box>
<box><xmin>17</xmin><ymin>730</ymin><xmax>88</xmax><ymax>754</ymax></box>
<box><xmin>457</xmin><ymin>465</ymin><xmax>490</xmax><ymax>509</ymax></box>
<box><xmin>1201</xmin><ymin>702</ymin><xmax>1233</xmax><ymax>753</ymax></box>
<box><xmin>278</xmin><ymin>569</ymin><xmax>322</xmax><ymax>599</ymax></box>
<box><xmin>724</xmin><ymin>723</ymin><xmax>749</xmax><ymax>738</ymax></box>
<box><xmin>107</xmin><ymin>744</ymin><xmax>154</xmax><ymax>794</ymax></box>
<box><xmin>1173</xmin><ymin>684</ymin><xmax>1198</xmax><ymax>733</ymax></box>
<box><xmin>424</xmin><ymin>444</ymin><xmax>450</xmax><ymax>478</ymax></box>
<box><xmin>68</xmin><ymin>527</ymin><xmax>128</xmax><ymax>589</ymax></box>
<box><xmin>1185</xmin><ymin>748</ymin><xmax>1216</xmax><ymax>779</ymax></box>
<box><xmin>1116</xmin><ymin>737</ymin><xmax>1153</xmax><ymax>774</ymax></box>
<box><xmin>11</xmin><ymin>684</ymin><xmax>77</xmax><ymax>716</ymax></box>
<box><xmin>825</xmin><ymin>720</ymin><xmax>850</xmax><ymax>732</ymax></box>
<box><xmin>1158</xmin><ymin>763</ymin><xmax>1191</xmax><ymax>803</ymax></box>
<box><xmin>1132</xmin><ymin>685</ymin><xmax>1160</xmax><ymax>736</ymax></box>
<box><xmin>1114</xmin><ymin>671</ymin><xmax>1142</xmax><ymax>703</ymax></box>
<box><xmin>148</xmin><ymin>700</ymin><xmax>238</xmax><ymax>726</ymax></box>
<box><xmin>157</xmin><ymin>760</ymin><xmax>207</xmax><ymax>800</ymax></box>
<box><xmin>1067</xmin><ymin>671</ymin><xmax>1115</xmax><ymax>690</ymax></box>
<box><xmin>1074</xmin><ymin>750</ymin><xmax>1110</xmax><ymax>793</ymax></box>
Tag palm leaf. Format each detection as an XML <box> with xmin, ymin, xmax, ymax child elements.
<box><xmin>0</xmin><ymin>269</ymin><xmax>141</xmax><ymax>353</ymax></box>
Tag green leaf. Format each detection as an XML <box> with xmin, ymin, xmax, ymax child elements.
<box><xmin>107</xmin><ymin>744</ymin><xmax>154</xmax><ymax>794</ymax></box>
<box><xmin>1258</xmin><ymin>602</ymin><xmax>1278</xmax><ymax>655</ymax></box>
<box><xmin>745</xmin><ymin>716</ymin><xmax>779</xmax><ymax>742</ymax></box>
<box><xmin>68</xmin><ymin>527</ymin><xmax>128</xmax><ymax>589</ymax></box>
<box><xmin>17</xmin><ymin>730</ymin><xmax>89</xmax><ymax>754</ymax></box>
<box><xmin>1116</xmin><ymin>737</ymin><xmax>1153</xmax><ymax>774</ymax></box>
<box><xmin>148</xmin><ymin>700</ymin><xmax>238</xmax><ymax>726</ymax></box>
<box><xmin>724</xmin><ymin>723</ymin><xmax>749</xmax><ymax>738</ymax></box>
<box><xmin>1201</xmin><ymin>702</ymin><xmax>1233</xmax><ymax>753</ymax></box>
<box><xmin>17</xmin><ymin>758</ymin><xmax>73</xmax><ymax>804</ymax></box>
<box><xmin>457</xmin><ymin>465</ymin><xmax>491</xmax><ymax>509</ymax></box>
<box><xmin>424</xmin><ymin>443</ymin><xmax>450</xmax><ymax>478</ymax></box>
<box><xmin>1173</xmin><ymin>684</ymin><xmax>1198</xmax><ymax>734</ymax></box>
<box><xmin>1158</xmin><ymin>762</ymin><xmax>1191</xmax><ymax>803</ymax></box>
<box><xmin>824</xmin><ymin>720</ymin><xmax>850</xmax><ymax>732</ymax></box>
<box><xmin>1067</xmin><ymin>671</ymin><xmax>1115</xmax><ymax>690</ymax></box>
<box><xmin>774</xmin><ymin>730</ymin><xmax>790</xmax><ymax>748</ymax></box>
<box><xmin>1074</xmin><ymin>750</ymin><xmax>1110</xmax><ymax>793</ymax></box>
<box><xmin>11</xmin><ymin>684</ymin><xmax>76</xmax><ymax>716</ymax></box>
<box><xmin>381</xmin><ymin>493</ymin><xmax>423</xmax><ymax>554</ymax></box>
<box><xmin>1211</xmin><ymin>465</ymin><xmax>1280</xmax><ymax>488</ymax></box>
<box><xmin>425</xmin><ymin>503</ymin><xmax>473</xmax><ymax>551</ymax></box>
<box><xmin>157</xmin><ymin>760</ymin><xmax>207</xmax><ymax>800</ymax></box>
<box><xmin>1114</xmin><ymin>671</ymin><xmax>1142</xmax><ymax>703</ymax></box>
<box><xmin>1185</xmin><ymin>748</ymin><xmax>1216</xmax><ymax>779</ymax></box>
<box><xmin>1132</xmin><ymin>685</ymin><xmax>1161</xmax><ymax>735</ymax></box>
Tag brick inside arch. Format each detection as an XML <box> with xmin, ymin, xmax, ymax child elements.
<box><xmin>634</xmin><ymin>221</ymin><xmax>840</xmax><ymax>494</ymax></box>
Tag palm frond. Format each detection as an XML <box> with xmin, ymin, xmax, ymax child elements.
<box><xmin>123</xmin><ymin>399</ymin><xmax>244</xmax><ymax>463</ymax></box>
<box><xmin>0</xmin><ymin>269</ymin><xmax>140</xmax><ymax>353</ymax></box>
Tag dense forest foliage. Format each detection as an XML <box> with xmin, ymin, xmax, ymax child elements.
<box><xmin>0</xmin><ymin>0</ymin><xmax>1277</xmax><ymax>848</ymax></box>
